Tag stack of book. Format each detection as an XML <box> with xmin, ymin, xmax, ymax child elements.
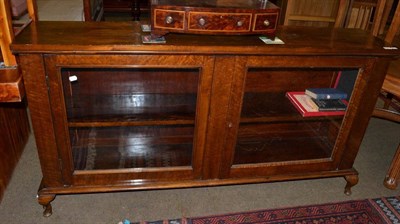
<box><xmin>286</xmin><ymin>88</ymin><xmax>348</xmax><ymax>117</ymax></box>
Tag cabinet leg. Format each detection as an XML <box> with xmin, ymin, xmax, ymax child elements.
<box><xmin>37</xmin><ymin>194</ymin><xmax>56</xmax><ymax>217</ymax></box>
<box><xmin>344</xmin><ymin>175</ymin><xmax>359</xmax><ymax>196</ymax></box>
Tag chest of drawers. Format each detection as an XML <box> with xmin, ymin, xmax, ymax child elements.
<box><xmin>151</xmin><ymin>0</ymin><xmax>279</xmax><ymax>37</ymax></box>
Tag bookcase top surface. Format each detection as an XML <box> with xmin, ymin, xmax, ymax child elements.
<box><xmin>11</xmin><ymin>21</ymin><xmax>400</xmax><ymax>57</ymax></box>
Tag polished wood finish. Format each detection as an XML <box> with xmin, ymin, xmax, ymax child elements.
<box><xmin>11</xmin><ymin>21</ymin><xmax>398</xmax><ymax>216</ymax></box>
<box><xmin>151</xmin><ymin>0</ymin><xmax>279</xmax><ymax>37</ymax></box>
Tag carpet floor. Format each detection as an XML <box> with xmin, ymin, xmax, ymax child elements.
<box><xmin>124</xmin><ymin>196</ymin><xmax>400</xmax><ymax>224</ymax></box>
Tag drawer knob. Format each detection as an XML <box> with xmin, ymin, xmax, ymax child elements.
<box><xmin>263</xmin><ymin>19</ymin><xmax>270</xmax><ymax>27</ymax></box>
<box><xmin>165</xmin><ymin>16</ymin><xmax>174</xmax><ymax>24</ymax></box>
<box><xmin>199</xmin><ymin>18</ymin><xmax>206</xmax><ymax>26</ymax></box>
<box><xmin>237</xmin><ymin>20</ymin><xmax>244</xmax><ymax>27</ymax></box>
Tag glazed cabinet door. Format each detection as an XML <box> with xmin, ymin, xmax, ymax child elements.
<box><xmin>215</xmin><ymin>55</ymin><xmax>380</xmax><ymax>179</ymax></box>
<box><xmin>44</xmin><ymin>54</ymin><xmax>214</xmax><ymax>187</ymax></box>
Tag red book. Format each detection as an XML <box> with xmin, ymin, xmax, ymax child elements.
<box><xmin>286</xmin><ymin>92</ymin><xmax>347</xmax><ymax>117</ymax></box>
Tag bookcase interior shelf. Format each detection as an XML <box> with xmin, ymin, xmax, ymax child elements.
<box><xmin>63</xmin><ymin>67</ymin><xmax>199</xmax><ymax>171</ymax></box>
<box><xmin>71</xmin><ymin>125</ymin><xmax>194</xmax><ymax>170</ymax></box>
<box><xmin>233</xmin><ymin>67</ymin><xmax>349</xmax><ymax>165</ymax></box>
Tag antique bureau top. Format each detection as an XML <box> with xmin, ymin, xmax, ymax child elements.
<box><xmin>10</xmin><ymin>21</ymin><xmax>400</xmax><ymax>58</ymax></box>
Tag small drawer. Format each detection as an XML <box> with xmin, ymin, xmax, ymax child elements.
<box><xmin>153</xmin><ymin>9</ymin><xmax>185</xmax><ymax>30</ymax></box>
<box><xmin>188</xmin><ymin>12</ymin><xmax>252</xmax><ymax>32</ymax></box>
<box><xmin>253</xmin><ymin>13</ymin><xmax>278</xmax><ymax>31</ymax></box>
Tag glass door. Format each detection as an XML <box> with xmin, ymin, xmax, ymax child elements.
<box><xmin>220</xmin><ymin>56</ymin><xmax>360</xmax><ymax>179</ymax></box>
<box><xmin>46</xmin><ymin>55</ymin><xmax>213</xmax><ymax>185</ymax></box>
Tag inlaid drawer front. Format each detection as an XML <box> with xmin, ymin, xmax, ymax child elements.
<box><xmin>253</xmin><ymin>13</ymin><xmax>278</xmax><ymax>31</ymax></box>
<box><xmin>153</xmin><ymin>9</ymin><xmax>185</xmax><ymax>30</ymax></box>
<box><xmin>188</xmin><ymin>12</ymin><xmax>252</xmax><ymax>32</ymax></box>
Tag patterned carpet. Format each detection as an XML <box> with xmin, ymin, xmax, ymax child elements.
<box><xmin>121</xmin><ymin>196</ymin><xmax>400</xmax><ymax>224</ymax></box>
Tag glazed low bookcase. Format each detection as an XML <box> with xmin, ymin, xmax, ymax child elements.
<box><xmin>11</xmin><ymin>21</ymin><xmax>399</xmax><ymax>217</ymax></box>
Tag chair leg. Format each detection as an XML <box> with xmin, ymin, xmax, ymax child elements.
<box><xmin>384</xmin><ymin>143</ymin><xmax>400</xmax><ymax>189</ymax></box>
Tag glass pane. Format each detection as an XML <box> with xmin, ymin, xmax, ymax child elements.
<box><xmin>234</xmin><ymin>68</ymin><xmax>358</xmax><ymax>165</ymax></box>
<box><xmin>61</xmin><ymin>67</ymin><xmax>199</xmax><ymax>170</ymax></box>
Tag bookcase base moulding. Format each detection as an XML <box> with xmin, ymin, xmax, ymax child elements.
<box><xmin>11</xmin><ymin>21</ymin><xmax>398</xmax><ymax>217</ymax></box>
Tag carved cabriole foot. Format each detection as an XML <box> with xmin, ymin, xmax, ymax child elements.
<box><xmin>344</xmin><ymin>175</ymin><xmax>359</xmax><ymax>196</ymax></box>
<box><xmin>37</xmin><ymin>193</ymin><xmax>56</xmax><ymax>217</ymax></box>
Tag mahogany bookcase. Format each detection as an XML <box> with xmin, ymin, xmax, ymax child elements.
<box><xmin>11</xmin><ymin>21</ymin><xmax>399</xmax><ymax>216</ymax></box>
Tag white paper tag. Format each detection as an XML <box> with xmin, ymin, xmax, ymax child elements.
<box><xmin>383</xmin><ymin>46</ymin><xmax>398</xmax><ymax>50</ymax></box>
<box><xmin>259</xmin><ymin>36</ymin><xmax>285</xmax><ymax>45</ymax></box>
<box><xmin>69</xmin><ymin>75</ymin><xmax>78</xmax><ymax>82</ymax></box>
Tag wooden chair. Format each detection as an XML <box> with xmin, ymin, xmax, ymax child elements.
<box><xmin>369</xmin><ymin>1</ymin><xmax>400</xmax><ymax>189</ymax></box>
<box><xmin>284</xmin><ymin>0</ymin><xmax>349</xmax><ymax>27</ymax></box>
<box><xmin>0</xmin><ymin>0</ymin><xmax>37</xmax><ymax>102</ymax></box>
<box><xmin>83</xmin><ymin>0</ymin><xmax>104</xmax><ymax>21</ymax></box>
<box><xmin>345</xmin><ymin>0</ymin><xmax>387</xmax><ymax>36</ymax></box>
<box><xmin>377</xmin><ymin>0</ymin><xmax>395</xmax><ymax>34</ymax></box>
<box><xmin>0</xmin><ymin>0</ymin><xmax>35</xmax><ymax>202</ymax></box>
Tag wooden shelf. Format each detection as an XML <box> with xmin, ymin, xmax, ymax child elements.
<box><xmin>66</xmin><ymin>93</ymin><xmax>197</xmax><ymax>125</ymax></box>
<box><xmin>71</xmin><ymin>125</ymin><xmax>194</xmax><ymax>170</ymax></box>
<box><xmin>68</xmin><ymin>119</ymin><xmax>195</xmax><ymax>128</ymax></box>
<box><xmin>240</xmin><ymin>92</ymin><xmax>346</xmax><ymax>123</ymax></box>
<box><xmin>234</xmin><ymin>121</ymin><xmax>336</xmax><ymax>164</ymax></box>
